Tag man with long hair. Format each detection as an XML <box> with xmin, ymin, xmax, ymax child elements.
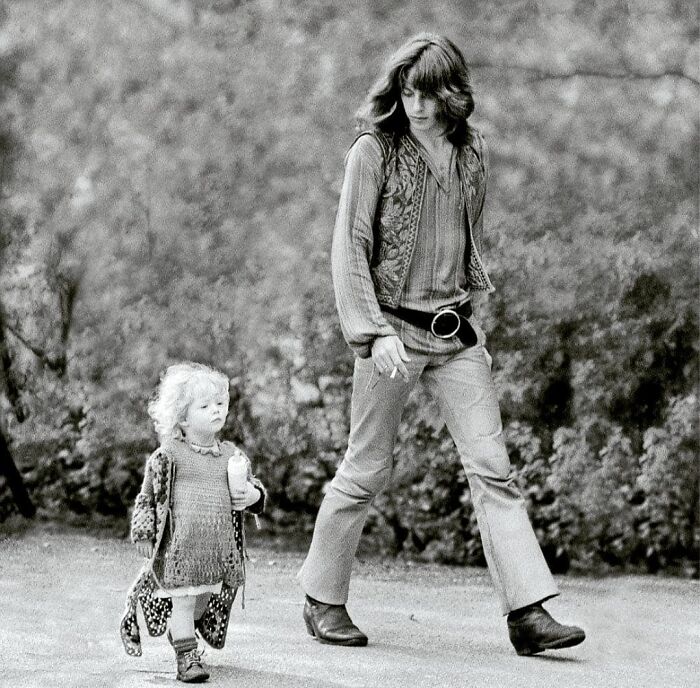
<box><xmin>299</xmin><ymin>33</ymin><xmax>585</xmax><ymax>656</ymax></box>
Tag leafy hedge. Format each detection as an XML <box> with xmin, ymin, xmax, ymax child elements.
<box><xmin>3</xmin><ymin>283</ymin><xmax>697</xmax><ymax>577</ymax></box>
<box><xmin>3</xmin><ymin>387</ymin><xmax>696</xmax><ymax>576</ymax></box>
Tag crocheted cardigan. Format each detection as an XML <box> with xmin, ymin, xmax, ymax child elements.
<box><xmin>119</xmin><ymin>441</ymin><xmax>266</xmax><ymax>656</ymax></box>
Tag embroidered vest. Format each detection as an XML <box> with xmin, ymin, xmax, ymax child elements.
<box><xmin>361</xmin><ymin>127</ymin><xmax>495</xmax><ymax>307</ymax></box>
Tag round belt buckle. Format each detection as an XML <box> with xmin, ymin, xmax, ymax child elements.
<box><xmin>431</xmin><ymin>308</ymin><xmax>461</xmax><ymax>339</ymax></box>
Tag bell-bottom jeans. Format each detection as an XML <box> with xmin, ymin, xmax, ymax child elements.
<box><xmin>299</xmin><ymin>339</ymin><xmax>558</xmax><ymax>614</ymax></box>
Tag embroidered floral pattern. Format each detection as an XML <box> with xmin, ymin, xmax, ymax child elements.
<box><xmin>458</xmin><ymin>132</ymin><xmax>494</xmax><ymax>293</ymax></box>
<box><xmin>366</xmin><ymin>127</ymin><xmax>494</xmax><ymax>305</ymax></box>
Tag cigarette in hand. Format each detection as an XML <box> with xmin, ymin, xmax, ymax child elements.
<box><xmin>390</xmin><ymin>366</ymin><xmax>397</xmax><ymax>379</ymax></box>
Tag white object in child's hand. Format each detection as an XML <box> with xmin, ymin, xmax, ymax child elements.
<box><xmin>227</xmin><ymin>454</ymin><xmax>248</xmax><ymax>510</ymax></box>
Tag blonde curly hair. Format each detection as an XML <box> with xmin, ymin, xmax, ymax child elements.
<box><xmin>148</xmin><ymin>362</ymin><xmax>229</xmax><ymax>441</ymax></box>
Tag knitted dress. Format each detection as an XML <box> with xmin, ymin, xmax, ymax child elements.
<box><xmin>153</xmin><ymin>439</ymin><xmax>241</xmax><ymax>596</ymax></box>
<box><xmin>120</xmin><ymin>441</ymin><xmax>265</xmax><ymax>656</ymax></box>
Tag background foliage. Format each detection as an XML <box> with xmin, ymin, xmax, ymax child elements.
<box><xmin>0</xmin><ymin>0</ymin><xmax>697</xmax><ymax>576</ymax></box>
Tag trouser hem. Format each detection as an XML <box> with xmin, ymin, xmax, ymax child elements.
<box><xmin>501</xmin><ymin>591</ymin><xmax>559</xmax><ymax>616</ymax></box>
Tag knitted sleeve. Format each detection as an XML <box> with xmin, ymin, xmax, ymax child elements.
<box><xmin>246</xmin><ymin>470</ymin><xmax>267</xmax><ymax>516</ymax></box>
<box><xmin>130</xmin><ymin>450</ymin><xmax>160</xmax><ymax>543</ymax></box>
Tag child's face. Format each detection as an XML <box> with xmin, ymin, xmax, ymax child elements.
<box><xmin>182</xmin><ymin>386</ymin><xmax>229</xmax><ymax>439</ymax></box>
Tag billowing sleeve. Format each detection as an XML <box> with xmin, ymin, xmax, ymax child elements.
<box><xmin>331</xmin><ymin>134</ymin><xmax>398</xmax><ymax>359</ymax></box>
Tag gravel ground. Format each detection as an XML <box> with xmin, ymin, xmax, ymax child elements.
<box><xmin>1</xmin><ymin>524</ymin><xmax>698</xmax><ymax>688</ymax></box>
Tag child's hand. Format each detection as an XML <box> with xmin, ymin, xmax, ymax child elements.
<box><xmin>135</xmin><ymin>541</ymin><xmax>154</xmax><ymax>559</ymax></box>
<box><xmin>231</xmin><ymin>482</ymin><xmax>261</xmax><ymax>511</ymax></box>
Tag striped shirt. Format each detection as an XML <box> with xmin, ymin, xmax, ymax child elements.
<box><xmin>332</xmin><ymin>133</ymin><xmax>471</xmax><ymax>357</ymax></box>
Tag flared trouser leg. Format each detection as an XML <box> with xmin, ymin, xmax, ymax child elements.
<box><xmin>298</xmin><ymin>354</ymin><xmax>423</xmax><ymax>604</ymax></box>
<box><xmin>422</xmin><ymin>343</ymin><xmax>558</xmax><ymax>613</ymax></box>
<box><xmin>299</xmin><ymin>342</ymin><xmax>558</xmax><ymax>613</ymax></box>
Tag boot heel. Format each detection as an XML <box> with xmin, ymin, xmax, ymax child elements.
<box><xmin>304</xmin><ymin>617</ymin><xmax>316</xmax><ymax>638</ymax></box>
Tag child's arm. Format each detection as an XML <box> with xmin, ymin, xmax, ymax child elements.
<box><xmin>225</xmin><ymin>442</ymin><xmax>266</xmax><ymax>514</ymax></box>
<box><xmin>230</xmin><ymin>467</ymin><xmax>265</xmax><ymax>513</ymax></box>
<box><xmin>130</xmin><ymin>450</ymin><xmax>160</xmax><ymax>556</ymax></box>
<box><xmin>244</xmin><ymin>457</ymin><xmax>266</xmax><ymax>515</ymax></box>
<box><xmin>245</xmin><ymin>479</ymin><xmax>265</xmax><ymax>515</ymax></box>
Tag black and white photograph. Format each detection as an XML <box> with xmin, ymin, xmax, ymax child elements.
<box><xmin>0</xmin><ymin>1</ymin><xmax>697</xmax><ymax>686</ymax></box>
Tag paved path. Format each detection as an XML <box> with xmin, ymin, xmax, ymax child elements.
<box><xmin>1</xmin><ymin>525</ymin><xmax>698</xmax><ymax>688</ymax></box>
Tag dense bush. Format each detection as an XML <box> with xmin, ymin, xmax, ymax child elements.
<box><xmin>0</xmin><ymin>0</ymin><xmax>697</xmax><ymax>576</ymax></box>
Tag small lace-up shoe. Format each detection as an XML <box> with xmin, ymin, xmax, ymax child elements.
<box><xmin>172</xmin><ymin>636</ymin><xmax>209</xmax><ymax>683</ymax></box>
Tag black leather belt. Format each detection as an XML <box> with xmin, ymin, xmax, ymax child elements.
<box><xmin>381</xmin><ymin>301</ymin><xmax>477</xmax><ymax>347</ymax></box>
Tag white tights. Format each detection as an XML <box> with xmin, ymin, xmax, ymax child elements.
<box><xmin>170</xmin><ymin>593</ymin><xmax>211</xmax><ymax>641</ymax></box>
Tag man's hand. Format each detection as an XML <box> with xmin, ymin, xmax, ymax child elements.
<box><xmin>371</xmin><ymin>335</ymin><xmax>411</xmax><ymax>382</ymax></box>
<box><xmin>231</xmin><ymin>482</ymin><xmax>261</xmax><ymax>511</ymax></box>
<box><xmin>135</xmin><ymin>541</ymin><xmax>154</xmax><ymax>559</ymax></box>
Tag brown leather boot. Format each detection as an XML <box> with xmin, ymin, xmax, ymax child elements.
<box><xmin>172</xmin><ymin>636</ymin><xmax>210</xmax><ymax>683</ymax></box>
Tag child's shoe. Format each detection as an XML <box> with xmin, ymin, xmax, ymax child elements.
<box><xmin>172</xmin><ymin>637</ymin><xmax>209</xmax><ymax>683</ymax></box>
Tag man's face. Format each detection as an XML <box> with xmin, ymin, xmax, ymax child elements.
<box><xmin>400</xmin><ymin>67</ymin><xmax>441</xmax><ymax>135</ymax></box>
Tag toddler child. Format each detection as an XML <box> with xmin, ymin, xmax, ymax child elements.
<box><xmin>120</xmin><ymin>362</ymin><xmax>266</xmax><ymax>683</ymax></box>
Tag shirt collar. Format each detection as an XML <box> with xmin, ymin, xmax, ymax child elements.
<box><xmin>187</xmin><ymin>440</ymin><xmax>222</xmax><ymax>456</ymax></box>
<box><xmin>408</xmin><ymin>132</ymin><xmax>456</xmax><ymax>191</ymax></box>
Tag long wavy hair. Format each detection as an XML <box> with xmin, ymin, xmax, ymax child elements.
<box><xmin>355</xmin><ymin>33</ymin><xmax>475</xmax><ymax>147</ymax></box>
